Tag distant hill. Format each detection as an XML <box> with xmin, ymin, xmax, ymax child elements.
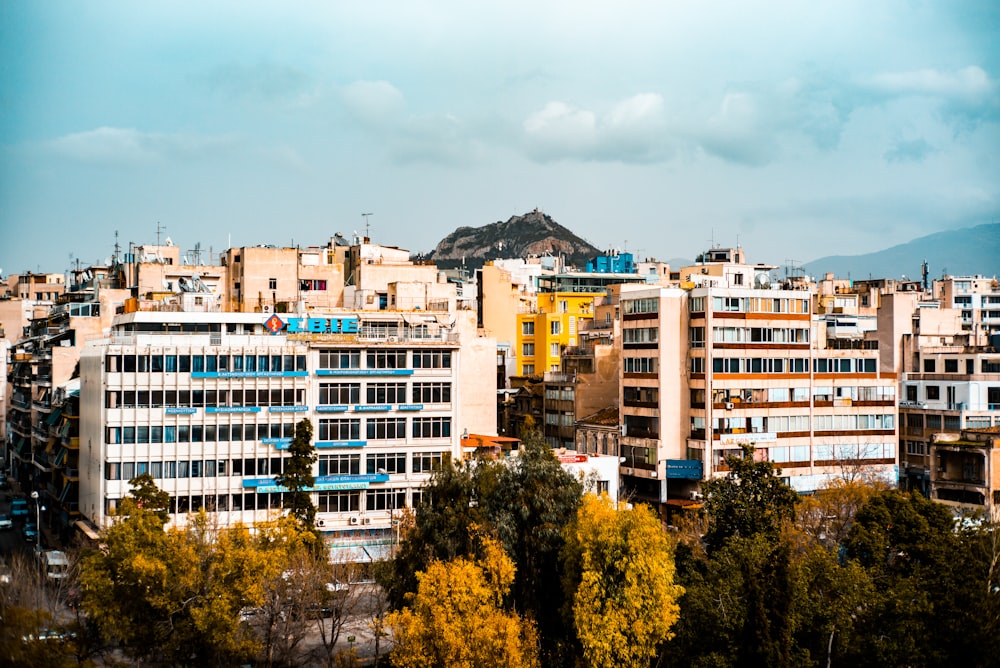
<box><xmin>805</xmin><ymin>223</ymin><xmax>999</xmax><ymax>280</ymax></box>
<box><xmin>426</xmin><ymin>210</ymin><xmax>601</xmax><ymax>271</ymax></box>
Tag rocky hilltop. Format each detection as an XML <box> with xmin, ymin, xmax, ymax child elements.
<box><xmin>427</xmin><ymin>209</ymin><xmax>601</xmax><ymax>271</ymax></box>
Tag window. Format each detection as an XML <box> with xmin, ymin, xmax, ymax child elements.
<box><xmin>413</xmin><ymin>417</ymin><xmax>451</xmax><ymax>438</ymax></box>
<box><xmin>522</xmin><ymin>364</ymin><xmax>535</xmax><ymax>375</ymax></box>
<box><xmin>623</xmin><ymin>298</ymin><xmax>658</xmax><ymax>315</ymax></box>
<box><xmin>906</xmin><ymin>385</ymin><xmax>918</xmax><ymax>401</ymax></box>
<box><xmin>318</xmin><ymin>454</ymin><xmax>360</xmax><ymax>476</ymax></box>
<box><xmin>522</xmin><ymin>321</ymin><xmax>535</xmax><ymax>335</ymax></box>
<box><xmin>319</xmin><ymin>350</ymin><xmax>360</xmax><ymax>369</ymax></box>
<box><xmin>689</xmin><ymin>327</ymin><xmax>705</xmax><ymax>348</ymax></box>
<box><xmin>923</xmin><ymin>359</ymin><xmax>936</xmax><ymax>373</ymax></box>
<box><xmin>367</xmin><ymin>452</ymin><xmax>406</xmax><ymax>474</ymax></box>
<box><xmin>366</xmin><ymin>383</ymin><xmax>406</xmax><ymax>404</ymax></box>
<box><xmin>550</xmin><ymin>321</ymin><xmax>561</xmax><ymax>335</ymax></box>
<box><xmin>368</xmin><ymin>350</ymin><xmax>406</xmax><ymax>369</ymax></box>
<box><xmin>550</xmin><ymin>343</ymin><xmax>560</xmax><ymax>357</ymax></box>
<box><xmin>317</xmin><ymin>491</ymin><xmax>360</xmax><ymax>513</ymax></box>
<box><xmin>412</xmin><ymin>451</ymin><xmax>446</xmax><ymax>473</ymax></box>
<box><xmin>412</xmin><ymin>350</ymin><xmax>451</xmax><ymax>368</ymax></box>
<box><xmin>944</xmin><ymin>359</ymin><xmax>958</xmax><ymax>373</ymax></box>
<box><xmin>366</xmin><ymin>418</ymin><xmax>406</xmax><ymax>440</ymax></box>
<box><xmin>366</xmin><ymin>487</ymin><xmax>406</xmax><ymax>511</ymax></box>
<box><xmin>522</xmin><ymin>343</ymin><xmax>535</xmax><ymax>357</ymax></box>
<box><xmin>412</xmin><ymin>382</ymin><xmax>451</xmax><ymax>403</ymax></box>
<box><xmin>926</xmin><ymin>386</ymin><xmax>940</xmax><ymax>400</ymax></box>
<box><xmin>624</xmin><ymin>327</ymin><xmax>659</xmax><ymax>344</ymax></box>
<box><xmin>690</xmin><ymin>357</ymin><xmax>704</xmax><ymax>374</ymax></box>
<box><xmin>624</xmin><ymin>357</ymin><xmax>656</xmax><ymax>373</ymax></box>
<box><xmin>318</xmin><ymin>418</ymin><xmax>360</xmax><ymax>441</ymax></box>
<box><xmin>268</xmin><ymin>278</ymin><xmax>277</xmax><ymax>290</ymax></box>
<box><xmin>319</xmin><ymin>383</ymin><xmax>360</xmax><ymax>404</ymax></box>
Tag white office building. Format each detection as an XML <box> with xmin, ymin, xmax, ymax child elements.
<box><xmin>79</xmin><ymin>307</ymin><xmax>496</xmax><ymax>560</ymax></box>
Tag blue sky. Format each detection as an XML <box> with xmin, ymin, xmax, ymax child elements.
<box><xmin>1</xmin><ymin>1</ymin><xmax>997</xmax><ymax>275</ymax></box>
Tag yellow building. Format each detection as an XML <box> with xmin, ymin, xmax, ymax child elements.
<box><xmin>516</xmin><ymin>292</ymin><xmax>601</xmax><ymax>375</ymax></box>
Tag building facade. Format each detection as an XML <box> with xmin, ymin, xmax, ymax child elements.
<box><xmin>78</xmin><ymin>307</ymin><xmax>495</xmax><ymax>561</ymax></box>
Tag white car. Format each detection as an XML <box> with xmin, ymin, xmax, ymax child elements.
<box><xmin>0</xmin><ymin>513</ymin><xmax>13</xmax><ymax>531</ymax></box>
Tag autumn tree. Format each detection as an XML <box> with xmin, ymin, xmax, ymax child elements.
<box><xmin>387</xmin><ymin>536</ymin><xmax>539</xmax><ymax>668</ymax></box>
<box><xmin>79</xmin><ymin>477</ymin><xmax>314</xmax><ymax>666</ymax></box>
<box><xmin>275</xmin><ymin>418</ymin><xmax>318</xmax><ymax>535</ymax></box>
<box><xmin>561</xmin><ymin>494</ymin><xmax>683</xmax><ymax>668</ymax></box>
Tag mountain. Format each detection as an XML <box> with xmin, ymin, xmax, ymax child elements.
<box><xmin>805</xmin><ymin>223</ymin><xmax>999</xmax><ymax>280</ymax></box>
<box><xmin>426</xmin><ymin>210</ymin><xmax>601</xmax><ymax>271</ymax></box>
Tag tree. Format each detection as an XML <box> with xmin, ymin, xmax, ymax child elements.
<box><xmin>275</xmin><ymin>418</ymin><xmax>318</xmax><ymax>534</ymax></box>
<box><xmin>127</xmin><ymin>471</ymin><xmax>171</xmax><ymax>524</ymax></box>
<box><xmin>383</xmin><ymin>429</ymin><xmax>582</xmax><ymax>664</ymax></box>
<box><xmin>79</xmin><ymin>477</ymin><xmax>310</xmax><ymax>666</ymax></box>
<box><xmin>702</xmin><ymin>444</ymin><xmax>799</xmax><ymax>553</ymax></box>
<box><xmin>387</xmin><ymin>536</ymin><xmax>539</xmax><ymax>668</ymax></box>
<box><xmin>562</xmin><ymin>494</ymin><xmax>683</xmax><ymax>668</ymax></box>
<box><xmin>483</xmin><ymin>429</ymin><xmax>583</xmax><ymax>660</ymax></box>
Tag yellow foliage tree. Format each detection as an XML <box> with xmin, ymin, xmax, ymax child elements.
<box><xmin>387</xmin><ymin>537</ymin><xmax>539</xmax><ymax>668</ymax></box>
<box><xmin>563</xmin><ymin>494</ymin><xmax>684</xmax><ymax>668</ymax></box>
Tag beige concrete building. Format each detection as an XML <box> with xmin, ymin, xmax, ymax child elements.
<box><xmin>929</xmin><ymin>427</ymin><xmax>1000</xmax><ymax>513</ymax></box>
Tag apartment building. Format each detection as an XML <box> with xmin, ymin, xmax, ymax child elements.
<box><xmin>933</xmin><ymin>275</ymin><xmax>1000</xmax><ymax>335</ymax></box>
<box><xmin>899</xmin><ymin>302</ymin><xmax>1000</xmax><ymax>496</ymax></box>
<box><xmin>616</xmin><ymin>248</ymin><xmax>898</xmax><ymax>505</ymax></box>
<box><xmin>78</xmin><ymin>305</ymin><xmax>495</xmax><ymax>561</ymax></box>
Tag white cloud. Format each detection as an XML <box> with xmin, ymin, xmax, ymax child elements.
<box><xmin>867</xmin><ymin>66</ymin><xmax>993</xmax><ymax>98</ymax></box>
<box><xmin>522</xmin><ymin>94</ymin><xmax>674</xmax><ymax>163</ymax></box>
<box><xmin>341</xmin><ymin>80</ymin><xmax>406</xmax><ymax>127</ymax></box>
<box><xmin>45</xmin><ymin>127</ymin><xmax>236</xmax><ymax>165</ymax></box>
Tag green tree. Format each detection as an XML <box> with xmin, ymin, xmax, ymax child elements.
<box><xmin>702</xmin><ymin>444</ymin><xmax>799</xmax><ymax>553</ymax></box>
<box><xmin>127</xmin><ymin>471</ymin><xmax>171</xmax><ymax>524</ymax></box>
<box><xmin>387</xmin><ymin>536</ymin><xmax>539</xmax><ymax>668</ymax></box>
<box><xmin>275</xmin><ymin>418</ymin><xmax>318</xmax><ymax>534</ymax></box>
<box><xmin>562</xmin><ymin>494</ymin><xmax>683</xmax><ymax>668</ymax></box>
<box><xmin>483</xmin><ymin>430</ymin><xmax>582</xmax><ymax>659</ymax></box>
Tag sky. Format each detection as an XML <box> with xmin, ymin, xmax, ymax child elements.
<box><xmin>1</xmin><ymin>1</ymin><xmax>998</xmax><ymax>275</ymax></box>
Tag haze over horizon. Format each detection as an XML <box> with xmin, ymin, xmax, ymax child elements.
<box><xmin>1</xmin><ymin>1</ymin><xmax>997</xmax><ymax>275</ymax></box>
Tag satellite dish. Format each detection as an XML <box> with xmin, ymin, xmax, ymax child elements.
<box><xmin>164</xmin><ymin>236</ymin><xmax>173</xmax><ymax>246</ymax></box>
<box><xmin>754</xmin><ymin>272</ymin><xmax>771</xmax><ymax>289</ymax></box>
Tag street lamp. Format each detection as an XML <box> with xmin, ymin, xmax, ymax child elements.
<box><xmin>30</xmin><ymin>490</ymin><xmax>41</xmax><ymax>549</ymax></box>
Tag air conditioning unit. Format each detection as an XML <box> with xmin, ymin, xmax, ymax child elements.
<box><xmin>724</xmin><ymin>402</ymin><xmax>734</xmax><ymax>410</ymax></box>
<box><xmin>262</xmin><ymin>304</ymin><xmax>273</xmax><ymax>313</ymax></box>
<box><xmin>387</xmin><ymin>336</ymin><xmax>399</xmax><ymax>343</ymax></box>
<box><xmin>316</xmin><ymin>519</ymin><xmax>326</xmax><ymax>528</ymax></box>
<box><xmin>689</xmin><ymin>491</ymin><xmax>704</xmax><ymax>501</ymax></box>
<box><xmin>362</xmin><ymin>517</ymin><xmax>372</xmax><ymax>525</ymax></box>
<box><xmin>349</xmin><ymin>516</ymin><xmax>360</xmax><ymax>526</ymax></box>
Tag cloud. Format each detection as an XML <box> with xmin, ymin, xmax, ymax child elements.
<box><xmin>522</xmin><ymin>94</ymin><xmax>671</xmax><ymax>163</ymax></box>
<box><xmin>341</xmin><ymin>80</ymin><xmax>406</xmax><ymax>127</ymax></box>
<box><xmin>45</xmin><ymin>127</ymin><xmax>237</xmax><ymax>166</ymax></box>
<box><xmin>867</xmin><ymin>66</ymin><xmax>992</xmax><ymax>98</ymax></box>
<box><xmin>862</xmin><ymin>66</ymin><xmax>999</xmax><ymax>130</ymax></box>
<box><xmin>884</xmin><ymin>138</ymin><xmax>934</xmax><ymax>163</ymax></box>
<box><xmin>197</xmin><ymin>61</ymin><xmax>314</xmax><ymax>106</ymax></box>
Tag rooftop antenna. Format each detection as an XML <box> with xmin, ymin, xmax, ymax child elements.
<box><xmin>192</xmin><ymin>242</ymin><xmax>202</xmax><ymax>265</ymax></box>
<box><xmin>362</xmin><ymin>212</ymin><xmax>374</xmax><ymax>240</ymax></box>
<box><xmin>114</xmin><ymin>230</ymin><xmax>121</xmax><ymax>263</ymax></box>
<box><xmin>156</xmin><ymin>221</ymin><xmax>166</xmax><ymax>247</ymax></box>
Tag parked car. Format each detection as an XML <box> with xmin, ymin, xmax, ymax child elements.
<box><xmin>23</xmin><ymin>521</ymin><xmax>38</xmax><ymax>543</ymax></box>
<box><xmin>0</xmin><ymin>513</ymin><xmax>13</xmax><ymax>531</ymax></box>
<box><xmin>10</xmin><ymin>497</ymin><xmax>29</xmax><ymax>519</ymax></box>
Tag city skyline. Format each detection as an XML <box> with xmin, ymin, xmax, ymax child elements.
<box><xmin>1</xmin><ymin>1</ymin><xmax>997</xmax><ymax>274</ymax></box>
